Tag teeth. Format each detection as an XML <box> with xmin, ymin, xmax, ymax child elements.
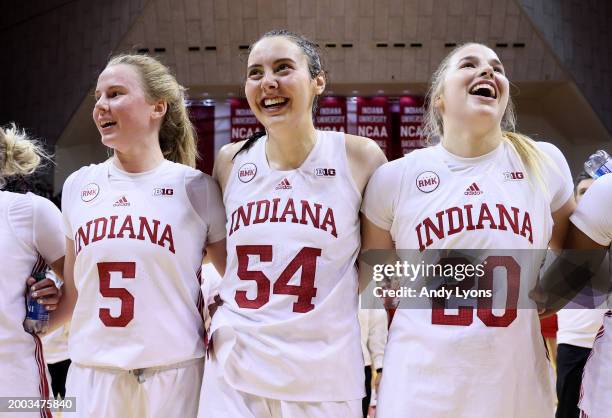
<box><xmin>101</xmin><ymin>121</ymin><xmax>115</xmax><ymax>128</ymax></box>
<box><xmin>470</xmin><ymin>83</ymin><xmax>496</xmax><ymax>98</ymax></box>
<box><xmin>263</xmin><ymin>97</ymin><xmax>287</xmax><ymax>106</ymax></box>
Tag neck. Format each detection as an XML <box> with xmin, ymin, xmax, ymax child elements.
<box><xmin>112</xmin><ymin>139</ymin><xmax>165</xmax><ymax>173</ymax></box>
<box><xmin>441</xmin><ymin>124</ymin><xmax>503</xmax><ymax>158</ymax></box>
<box><xmin>265</xmin><ymin>118</ymin><xmax>317</xmax><ymax>170</ymax></box>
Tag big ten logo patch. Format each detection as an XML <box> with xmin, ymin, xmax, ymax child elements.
<box><xmin>81</xmin><ymin>183</ymin><xmax>100</xmax><ymax>202</ymax></box>
<box><xmin>503</xmin><ymin>171</ymin><xmax>524</xmax><ymax>181</ymax></box>
<box><xmin>416</xmin><ymin>171</ymin><xmax>440</xmax><ymax>193</ymax></box>
<box><xmin>238</xmin><ymin>163</ymin><xmax>257</xmax><ymax>183</ymax></box>
<box><xmin>153</xmin><ymin>188</ymin><xmax>174</xmax><ymax>196</ymax></box>
<box><xmin>314</xmin><ymin>168</ymin><xmax>336</xmax><ymax>177</ymax></box>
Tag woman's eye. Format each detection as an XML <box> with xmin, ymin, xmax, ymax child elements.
<box><xmin>494</xmin><ymin>67</ymin><xmax>504</xmax><ymax>74</ymax></box>
<box><xmin>276</xmin><ymin>63</ymin><xmax>291</xmax><ymax>72</ymax></box>
<box><xmin>248</xmin><ymin>70</ymin><xmax>262</xmax><ymax>78</ymax></box>
<box><xmin>461</xmin><ymin>62</ymin><xmax>475</xmax><ymax>69</ymax></box>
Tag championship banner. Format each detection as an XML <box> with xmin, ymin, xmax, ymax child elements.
<box><xmin>356</xmin><ymin>96</ymin><xmax>392</xmax><ymax>157</ymax></box>
<box><xmin>315</xmin><ymin>96</ymin><xmax>347</xmax><ymax>132</ymax></box>
<box><xmin>187</xmin><ymin>101</ymin><xmax>215</xmax><ymax>175</ymax></box>
<box><xmin>230</xmin><ymin>98</ymin><xmax>263</xmax><ymax>142</ymax></box>
<box><xmin>399</xmin><ymin>96</ymin><xmax>426</xmax><ymax>155</ymax></box>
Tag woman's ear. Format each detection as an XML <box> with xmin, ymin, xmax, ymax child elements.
<box><xmin>151</xmin><ymin>100</ymin><xmax>167</xmax><ymax>120</ymax></box>
<box><xmin>313</xmin><ymin>72</ymin><xmax>326</xmax><ymax>95</ymax></box>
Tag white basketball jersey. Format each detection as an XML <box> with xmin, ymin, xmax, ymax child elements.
<box><xmin>0</xmin><ymin>191</ymin><xmax>63</xmax><ymax>404</ymax></box>
<box><xmin>363</xmin><ymin>141</ymin><xmax>573</xmax><ymax>418</ymax></box>
<box><xmin>62</xmin><ymin>160</ymin><xmax>223</xmax><ymax>369</ymax></box>
<box><xmin>571</xmin><ymin>173</ymin><xmax>612</xmax><ymax>418</ymax></box>
<box><xmin>211</xmin><ymin>130</ymin><xmax>365</xmax><ymax>401</ymax></box>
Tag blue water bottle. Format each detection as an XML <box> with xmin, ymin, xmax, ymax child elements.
<box><xmin>584</xmin><ymin>150</ymin><xmax>612</xmax><ymax>179</ymax></box>
<box><xmin>23</xmin><ymin>272</ymin><xmax>49</xmax><ymax>334</ymax></box>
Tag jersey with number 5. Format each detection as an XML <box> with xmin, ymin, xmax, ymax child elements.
<box><xmin>211</xmin><ymin>130</ymin><xmax>364</xmax><ymax>402</ymax></box>
<box><xmin>62</xmin><ymin>160</ymin><xmax>225</xmax><ymax>369</ymax></box>
<box><xmin>362</xmin><ymin>141</ymin><xmax>574</xmax><ymax>418</ymax></box>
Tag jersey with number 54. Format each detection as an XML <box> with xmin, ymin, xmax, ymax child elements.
<box><xmin>62</xmin><ymin>160</ymin><xmax>225</xmax><ymax>370</ymax></box>
<box><xmin>211</xmin><ymin>130</ymin><xmax>364</xmax><ymax>402</ymax></box>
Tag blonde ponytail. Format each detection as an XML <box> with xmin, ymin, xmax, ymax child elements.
<box><xmin>0</xmin><ymin>124</ymin><xmax>49</xmax><ymax>180</ymax></box>
<box><xmin>502</xmin><ymin>131</ymin><xmax>554</xmax><ymax>194</ymax></box>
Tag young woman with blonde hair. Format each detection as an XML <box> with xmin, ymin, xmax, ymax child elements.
<box><xmin>362</xmin><ymin>43</ymin><xmax>576</xmax><ymax>417</ymax></box>
<box><xmin>55</xmin><ymin>54</ymin><xmax>226</xmax><ymax>417</ymax></box>
<box><xmin>0</xmin><ymin>124</ymin><xmax>64</xmax><ymax>418</ymax></box>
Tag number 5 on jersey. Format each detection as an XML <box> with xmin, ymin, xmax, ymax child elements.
<box><xmin>97</xmin><ymin>262</ymin><xmax>136</xmax><ymax>327</ymax></box>
<box><xmin>235</xmin><ymin>245</ymin><xmax>321</xmax><ymax>313</ymax></box>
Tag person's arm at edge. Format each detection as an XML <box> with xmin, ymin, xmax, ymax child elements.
<box><xmin>47</xmin><ymin>238</ymin><xmax>77</xmax><ymax>333</ymax></box>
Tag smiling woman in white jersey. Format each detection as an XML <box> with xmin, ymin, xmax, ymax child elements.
<box><xmin>0</xmin><ymin>124</ymin><xmax>64</xmax><ymax>418</ymax></box>
<box><xmin>556</xmin><ymin>172</ymin><xmax>612</xmax><ymax>418</ymax></box>
<box><xmin>197</xmin><ymin>30</ymin><xmax>386</xmax><ymax>418</ymax></box>
<box><xmin>54</xmin><ymin>54</ymin><xmax>226</xmax><ymax>418</ymax></box>
<box><xmin>362</xmin><ymin>43</ymin><xmax>576</xmax><ymax>418</ymax></box>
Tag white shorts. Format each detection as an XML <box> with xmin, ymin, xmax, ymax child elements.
<box><xmin>198</xmin><ymin>353</ymin><xmax>361</xmax><ymax>418</ymax></box>
<box><xmin>65</xmin><ymin>358</ymin><xmax>203</xmax><ymax>418</ymax></box>
<box><xmin>579</xmin><ymin>313</ymin><xmax>612</xmax><ymax>418</ymax></box>
<box><xmin>0</xmin><ymin>335</ymin><xmax>52</xmax><ymax>418</ymax></box>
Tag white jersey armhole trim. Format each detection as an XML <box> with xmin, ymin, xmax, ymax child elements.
<box><xmin>341</xmin><ymin>133</ymin><xmax>363</xmax><ymax>200</ymax></box>
<box><xmin>182</xmin><ymin>168</ymin><xmax>209</xmax><ymax>234</ymax></box>
<box><xmin>388</xmin><ymin>156</ymin><xmax>410</xmax><ymax>237</ymax></box>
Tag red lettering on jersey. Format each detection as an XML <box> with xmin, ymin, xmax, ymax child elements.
<box><xmin>520</xmin><ymin>211</ymin><xmax>533</xmax><ymax>243</ymax></box>
<box><xmin>253</xmin><ymin>200</ymin><xmax>270</xmax><ymax>224</ymax></box>
<box><xmin>321</xmin><ymin>207</ymin><xmax>338</xmax><ymax>238</ymax></box>
<box><xmin>476</xmin><ymin>203</ymin><xmax>498</xmax><ymax>230</ymax></box>
<box><xmin>415</xmin><ymin>203</ymin><xmax>534</xmax><ymax>250</ymax></box>
<box><xmin>423</xmin><ymin>210</ymin><xmax>445</xmax><ymax>248</ymax></box>
<box><xmin>75</xmin><ymin>220</ymin><xmax>93</xmax><ymax>254</ymax></box>
<box><xmin>74</xmin><ymin>215</ymin><xmax>175</xmax><ymax>254</ymax></box>
<box><xmin>137</xmin><ymin>216</ymin><xmax>160</xmax><ymax>243</ymax></box>
<box><xmin>158</xmin><ymin>224</ymin><xmax>175</xmax><ymax>253</ymax></box>
<box><xmin>228</xmin><ymin>198</ymin><xmax>338</xmax><ymax>238</ymax></box>
<box><xmin>230</xmin><ymin>201</ymin><xmax>255</xmax><ymax>235</ymax></box>
<box><xmin>299</xmin><ymin>200</ymin><xmax>322</xmax><ymax>228</ymax></box>
<box><xmin>270</xmin><ymin>198</ymin><xmax>281</xmax><ymax>222</ymax></box>
<box><xmin>92</xmin><ymin>217</ymin><xmax>108</xmax><ymax>242</ymax></box>
<box><xmin>279</xmin><ymin>198</ymin><xmax>299</xmax><ymax>223</ymax></box>
<box><xmin>496</xmin><ymin>204</ymin><xmax>520</xmax><ymax>234</ymax></box>
<box><xmin>465</xmin><ymin>204</ymin><xmax>475</xmax><ymax>230</ymax></box>
<box><xmin>108</xmin><ymin>215</ymin><xmax>118</xmax><ymax>239</ymax></box>
<box><xmin>446</xmin><ymin>207</ymin><xmax>463</xmax><ymax>236</ymax></box>
<box><xmin>117</xmin><ymin>215</ymin><xmax>136</xmax><ymax>239</ymax></box>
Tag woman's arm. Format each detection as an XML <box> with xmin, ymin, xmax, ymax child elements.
<box><xmin>47</xmin><ymin>238</ymin><xmax>77</xmax><ymax>333</ymax></box>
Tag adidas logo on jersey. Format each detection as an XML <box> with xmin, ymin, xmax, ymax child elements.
<box><xmin>275</xmin><ymin>178</ymin><xmax>292</xmax><ymax>190</ymax></box>
<box><xmin>113</xmin><ymin>196</ymin><xmax>130</xmax><ymax>207</ymax></box>
<box><xmin>464</xmin><ymin>183</ymin><xmax>483</xmax><ymax>195</ymax></box>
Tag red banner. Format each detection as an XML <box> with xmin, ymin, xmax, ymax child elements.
<box><xmin>399</xmin><ymin>96</ymin><xmax>426</xmax><ymax>155</ymax></box>
<box><xmin>188</xmin><ymin>103</ymin><xmax>215</xmax><ymax>175</ymax></box>
<box><xmin>230</xmin><ymin>98</ymin><xmax>263</xmax><ymax>142</ymax></box>
<box><xmin>315</xmin><ymin>96</ymin><xmax>347</xmax><ymax>132</ymax></box>
<box><xmin>356</xmin><ymin>97</ymin><xmax>392</xmax><ymax>157</ymax></box>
